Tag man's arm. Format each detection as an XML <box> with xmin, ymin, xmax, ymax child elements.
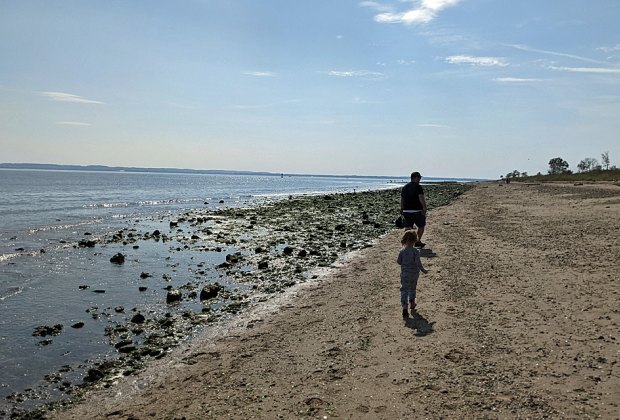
<box><xmin>419</xmin><ymin>193</ymin><xmax>427</xmax><ymax>214</ymax></box>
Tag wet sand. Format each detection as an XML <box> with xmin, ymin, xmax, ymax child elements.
<box><xmin>51</xmin><ymin>182</ymin><xmax>620</xmax><ymax>419</ymax></box>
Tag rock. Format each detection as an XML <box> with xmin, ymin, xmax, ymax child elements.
<box><xmin>153</xmin><ymin>230</ymin><xmax>161</xmax><ymax>236</ymax></box>
<box><xmin>139</xmin><ymin>272</ymin><xmax>152</xmax><ymax>279</ymax></box>
<box><xmin>33</xmin><ymin>324</ymin><xmax>63</xmax><ymax>337</ymax></box>
<box><xmin>114</xmin><ymin>306</ymin><xmax>125</xmax><ymax>313</ymax></box>
<box><xmin>226</xmin><ymin>252</ymin><xmax>242</xmax><ymax>263</ymax></box>
<box><xmin>297</xmin><ymin>249</ymin><xmax>308</xmax><ymax>257</ymax></box>
<box><xmin>219</xmin><ymin>200</ymin><xmax>225</xmax><ymax>203</ymax></box>
<box><xmin>169</xmin><ymin>221</ymin><xmax>178</xmax><ymax>227</ymax></box>
<box><xmin>217</xmin><ymin>261</ymin><xmax>232</xmax><ymax>269</ymax></box>
<box><xmin>114</xmin><ymin>339</ymin><xmax>133</xmax><ymax>349</ymax></box>
<box><xmin>335</xmin><ymin>224</ymin><xmax>346</xmax><ymax>231</ymax></box>
<box><xmin>71</xmin><ymin>322</ymin><xmax>85</xmax><ymax>329</ymax></box>
<box><xmin>78</xmin><ymin>285</ymin><xmax>89</xmax><ymax>290</ymax></box>
<box><xmin>283</xmin><ymin>246</ymin><xmax>294</xmax><ymax>255</ymax></box>
<box><xmin>131</xmin><ymin>313</ymin><xmax>146</xmax><ymax>324</ymax></box>
<box><xmin>255</xmin><ymin>247</ymin><xmax>267</xmax><ymax>254</ymax></box>
<box><xmin>78</xmin><ymin>239</ymin><xmax>97</xmax><ymax>248</ymax></box>
<box><xmin>200</xmin><ymin>283</ymin><xmax>224</xmax><ymax>300</ymax></box>
<box><xmin>138</xmin><ymin>286</ymin><xmax>148</xmax><ymax>292</ymax></box>
<box><xmin>117</xmin><ymin>345</ymin><xmax>136</xmax><ymax>354</ymax></box>
<box><xmin>110</xmin><ymin>253</ymin><xmax>125</xmax><ymax>264</ymax></box>
<box><xmin>84</xmin><ymin>368</ymin><xmax>105</xmax><ymax>383</ymax></box>
<box><xmin>258</xmin><ymin>261</ymin><xmax>269</xmax><ymax>270</ymax></box>
<box><xmin>166</xmin><ymin>289</ymin><xmax>182</xmax><ymax>304</ymax></box>
<box><xmin>93</xmin><ymin>289</ymin><xmax>106</xmax><ymax>293</ymax></box>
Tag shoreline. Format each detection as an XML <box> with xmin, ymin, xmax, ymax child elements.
<box><xmin>3</xmin><ymin>183</ymin><xmax>471</xmax><ymax>418</ymax></box>
<box><xmin>47</xmin><ymin>181</ymin><xmax>620</xmax><ymax>419</ymax></box>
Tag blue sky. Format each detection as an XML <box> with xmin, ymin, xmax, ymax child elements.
<box><xmin>1</xmin><ymin>0</ymin><xmax>619</xmax><ymax>178</ymax></box>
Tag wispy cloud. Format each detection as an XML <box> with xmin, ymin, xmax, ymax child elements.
<box><xmin>445</xmin><ymin>55</ymin><xmax>508</xmax><ymax>67</ymax></box>
<box><xmin>359</xmin><ymin>1</ymin><xmax>393</xmax><ymax>13</ymax></box>
<box><xmin>508</xmin><ymin>44</ymin><xmax>607</xmax><ymax>65</ymax></box>
<box><xmin>55</xmin><ymin>121</ymin><xmax>92</xmax><ymax>126</ymax></box>
<box><xmin>39</xmin><ymin>91</ymin><xmax>103</xmax><ymax>104</ymax></box>
<box><xmin>352</xmin><ymin>97</ymin><xmax>384</xmax><ymax>104</ymax></box>
<box><xmin>364</xmin><ymin>0</ymin><xmax>461</xmax><ymax>25</ymax></box>
<box><xmin>494</xmin><ymin>77</ymin><xmax>543</xmax><ymax>83</ymax></box>
<box><xmin>417</xmin><ymin>123</ymin><xmax>450</xmax><ymax>128</ymax></box>
<box><xmin>326</xmin><ymin>70</ymin><xmax>385</xmax><ymax>80</ymax></box>
<box><xmin>548</xmin><ymin>66</ymin><xmax>620</xmax><ymax>74</ymax></box>
<box><xmin>242</xmin><ymin>71</ymin><xmax>276</xmax><ymax>77</ymax></box>
<box><xmin>597</xmin><ymin>43</ymin><xmax>620</xmax><ymax>53</ymax></box>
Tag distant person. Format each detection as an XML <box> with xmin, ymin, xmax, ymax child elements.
<box><xmin>397</xmin><ymin>230</ymin><xmax>428</xmax><ymax>319</ymax></box>
<box><xmin>400</xmin><ymin>171</ymin><xmax>427</xmax><ymax>247</ymax></box>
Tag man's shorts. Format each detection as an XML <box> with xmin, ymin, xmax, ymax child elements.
<box><xmin>402</xmin><ymin>211</ymin><xmax>426</xmax><ymax>228</ymax></box>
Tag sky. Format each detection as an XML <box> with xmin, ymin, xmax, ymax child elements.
<box><xmin>1</xmin><ymin>0</ymin><xmax>619</xmax><ymax>179</ymax></box>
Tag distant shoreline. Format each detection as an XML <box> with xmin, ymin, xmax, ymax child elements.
<box><xmin>0</xmin><ymin>163</ymin><xmax>486</xmax><ymax>182</ymax></box>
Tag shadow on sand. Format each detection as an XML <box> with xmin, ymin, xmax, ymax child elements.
<box><xmin>420</xmin><ymin>247</ymin><xmax>437</xmax><ymax>258</ymax></box>
<box><xmin>405</xmin><ymin>310</ymin><xmax>435</xmax><ymax>336</ymax></box>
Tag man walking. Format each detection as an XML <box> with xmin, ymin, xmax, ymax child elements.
<box><xmin>400</xmin><ymin>171</ymin><xmax>427</xmax><ymax>248</ymax></box>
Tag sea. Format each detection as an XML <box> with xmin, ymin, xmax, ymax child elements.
<box><xmin>0</xmin><ymin>169</ymin><xmax>458</xmax><ymax>413</ymax></box>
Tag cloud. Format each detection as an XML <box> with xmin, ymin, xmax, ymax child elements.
<box><xmin>367</xmin><ymin>0</ymin><xmax>461</xmax><ymax>25</ymax></box>
<box><xmin>352</xmin><ymin>97</ymin><xmax>384</xmax><ymax>104</ymax></box>
<box><xmin>597</xmin><ymin>43</ymin><xmax>620</xmax><ymax>53</ymax></box>
<box><xmin>55</xmin><ymin>121</ymin><xmax>92</xmax><ymax>126</ymax></box>
<box><xmin>508</xmin><ymin>44</ymin><xmax>606</xmax><ymax>65</ymax></box>
<box><xmin>39</xmin><ymin>91</ymin><xmax>103</xmax><ymax>104</ymax></box>
<box><xmin>326</xmin><ymin>70</ymin><xmax>385</xmax><ymax>79</ymax></box>
<box><xmin>359</xmin><ymin>1</ymin><xmax>393</xmax><ymax>13</ymax></box>
<box><xmin>494</xmin><ymin>77</ymin><xmax>543</xmax><ymax>83</ymax></box>
<box><xmin>445</xmin><ymin>55</ymin><xmax>508</xmax><ymax>67</ymax></box>
<box><xmin>547</xmin><ymin>66</ymin><xmax>620</xmax><ymax>74</ymax></box>
<box><xmin>243</xmin><ymin>71</ymin><xmax>276</xmax><ymax>77</ymax></box>
<box><xmin>417</xmin><ymin>123</ymin><xmax>450</xmax><ymax>128</ymax></box>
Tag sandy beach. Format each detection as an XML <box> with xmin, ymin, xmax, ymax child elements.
<box><xmin>50</xmin><ymin>181</ymin><xmax>620</xmax><ymax>419</ymax></box>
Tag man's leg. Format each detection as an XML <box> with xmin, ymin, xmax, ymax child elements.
<box><xmin>417</xmin><ymin>226</ymin><xmax>424</xmax><ymax>241</ymax></box>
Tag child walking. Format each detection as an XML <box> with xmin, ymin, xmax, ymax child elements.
<box><xmin>397</xmin><ymin>230</ymin><xmax>428</xmax><ymax>318</ymax></box>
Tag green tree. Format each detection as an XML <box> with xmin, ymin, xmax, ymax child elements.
<box><xmin>577</xmin><ymin>157</ymin><xmax>598</xmax><ymax>172</ymax></box>
<box><xmin>601</xmin><ymin>151</ymin><xmax>610</xmax><ymax>170</ymax></box>
<box><xmin>548</xmin><ymin>157</ymin><xmax>570</xmax><ymax>174</ymax></box>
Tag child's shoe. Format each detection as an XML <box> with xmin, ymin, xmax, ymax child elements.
<box><xmin>402</xmin><ymin>308</ymin><xmax>409</xmax><ymax>319</ymax></box>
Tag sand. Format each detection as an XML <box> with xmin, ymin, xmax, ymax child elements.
<box><xmin>52</xmin><ymin>182</ymin><xmax>620</xmax><ymax>419</ymax></box>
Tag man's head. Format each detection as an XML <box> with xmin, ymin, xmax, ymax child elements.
<box><xmin>410</xmin><ymin>171</ymin><xmax>422</xmax><ymax>182</ymax></box>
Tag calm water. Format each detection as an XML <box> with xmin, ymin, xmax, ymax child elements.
<box><xmin>0</xmin><ymin>169</ymin><xmax>405</xmax><ymax>411</ymax></box>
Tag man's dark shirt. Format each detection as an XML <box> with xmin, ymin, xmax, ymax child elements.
<box><xmin>401</xmin><ymin>182</ymin><xmax>424</xmax><ymax>211</ymax></box>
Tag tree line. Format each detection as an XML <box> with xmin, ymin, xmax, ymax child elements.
<box><xmin>502</xmin><ymin>151</ymin><xmax>616</xmax><ymax>181</ymax></box>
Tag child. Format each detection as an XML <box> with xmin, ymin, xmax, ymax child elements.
<box><xmin>397</xmin><ymin>230</ymin><xmax>428</xmax><ymax>318</ymax></box>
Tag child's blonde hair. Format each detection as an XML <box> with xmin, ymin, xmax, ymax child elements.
<box><xmin>401</xmin><ymin>230</ymin><xmax>418</xmax><ymax>245</ymax></box>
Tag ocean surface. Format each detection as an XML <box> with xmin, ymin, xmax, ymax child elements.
<box><xmin>0</xmin><ymin>169</ymin><xmax>463</xmax><ymax>413</ymax></box>
<box><xmin>0</xmin><ymin>169</ymin><xmax>409</xmax><ymax>411</ymax></box>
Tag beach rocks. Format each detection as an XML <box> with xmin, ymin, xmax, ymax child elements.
<box><xmin>200</xmin><ymin>283</ymin><xmax>224</xmax><ymax>301</ymax></box>
<box><xmin>110</xmin><ymin>253</ymin><xmax>125</xmax><ymax>264</ymax></box>
<box><xmin>71</xmin><ymin>322</ymin><xmax>85</xmax><ymax>329</ymax></box>
<box><xmin>166</xmin><ymin>289</ymin><xmax>182</xmax><ymax>304</ymax></box>
<box><xmin>131</xmin><ymin>313</ymin><xmax>146</xmax><ymax>324</ymax></box>
<box><xmin>33</xmin><ymin>324</ymin><xmax>63</xmax><ymax>337</ymax></box>
<box><xmin>78</xmin><ymin>239</ymin><xmax>97</xmax><ymax>248</ymax></box>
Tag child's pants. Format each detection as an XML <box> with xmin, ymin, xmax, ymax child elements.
<box><xmin>400</xmin><ymin>272</ymin><xmax>420</xmax><ymax>308</ymax></box>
